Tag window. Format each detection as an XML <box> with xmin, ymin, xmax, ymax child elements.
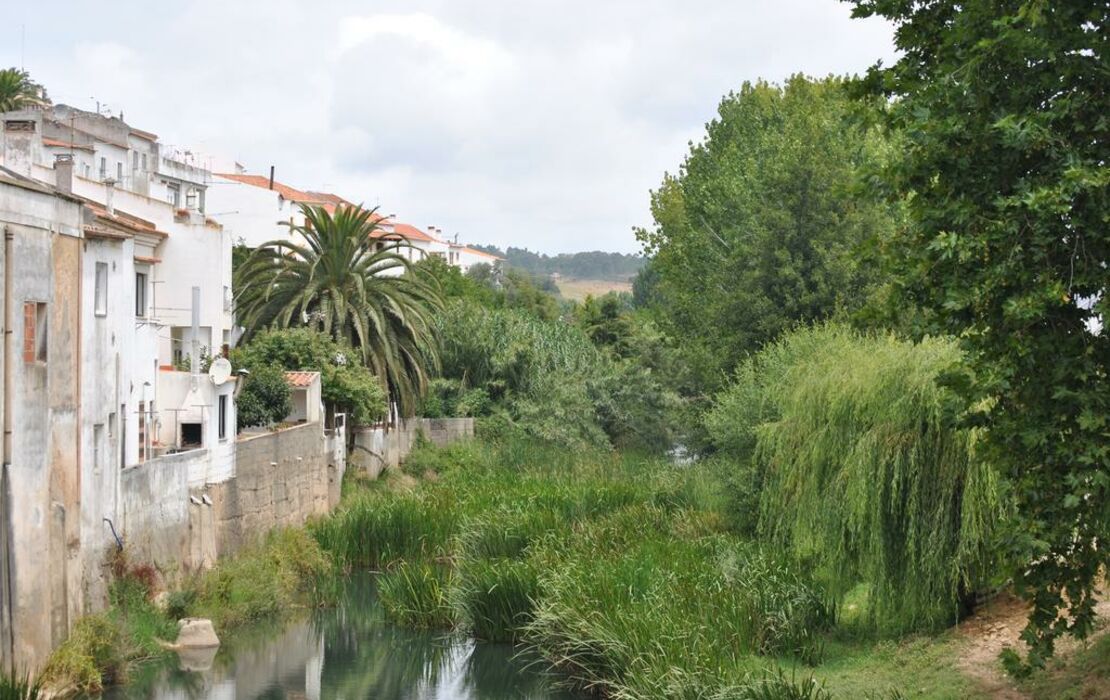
<box><xmin>94</xmin><ymin>262</ymin><xmax>108</xmax><ymax>316</ymax></box>
<box><xmin>132</xmin><ymin>152</ymin><xmax>139</xmax><ymax>170</ymax></box>
<box><xmin>218</xmin><ymin>395</ymin><xmax>228</xmax><ymax>440</ymax></box>
<box><xmin>138</xmin><ymin>400</ymin><xmax>146</xmax><ymax>462</ymax></box>
<box><xmin>185</xmin><ymin>188</ymin><xmax>198</xmax><ymax>210</ymax></box>
<box><xmin>116</xmin><ymin>162</ymin><xmax>123</xmax><ymax>182</ymax></box>
<box><xmin>99</xmin><ymin>157</ymin><xmax>106</xmax><ymax>180</ymax></box>
<box><xmin>22</xmin><ymin>302</ymin><xmax>47</xmax><ymax>363</ymax></box>
<box><xmin>141</xmin><ymin>153</ymin><xmax>147</xmax><ymax>171</ymax></box>
<box><xmin>83</xmin><ymin>164</ymin><xmax>91</xmax><ymax>178</ymax></box>
<box><xmin>135</xmin><ymin>272</ymin><xmax>147</xmax><ymax>317</ymax></box>
<box><xmin>181</xmin><ymin>423</ymin><xmax>202</xmax><ymax>448</ymax></box>
<box><xmin>166</xmin><ymin>183</ymin><xmax>180</xmax><ymax>208</ymax></box>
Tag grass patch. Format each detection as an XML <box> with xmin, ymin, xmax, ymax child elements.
<box><xmin>1023</xmin><ymin>632</ymin><xmax>1110</xmax><ymax>700</ymax></box>
<box><xmin>187</xmin><ymin>527</ymin><xmax>336</xmax><ymax>630</ymax></box>
<box><xmin>378</xmin><ymin>562</ymin><xmax>456</xmax><ymax>629</ymax></box>
<box><xmin>314</xmin><ymin>437</ymin><xmax>848</xmax><ymax>698</ymax></box>
<box><xmin>0</xmin><ymin>674</ymin><xmax>40</xmax><ymax>700</ymax></box>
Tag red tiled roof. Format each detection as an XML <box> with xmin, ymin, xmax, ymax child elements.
<box><xmin>284</xmin><ymin>371</ymin><xmax>319</xmax><ymax>388</ymax></box>
<box><xmin>216</xmin><ymin>173</ymin><xmax>329</xmax><ymax>205</ymax></box>
<box><xmin>462</xmin><ymin>247</ymin><xmax>503</xmax><ymax>260</ymax></box>
<box><xmin>377</xmin><ymin>222</ymin><xmax>439</xmax><ymax>244</ymax></box>
<box><xmin>82</xmin><ymin>200</ymin><xmax>168</xmax><ymax>238</ymax></box>
<box><xmin>42</xmin><ymin>137</ymin><xmax>94</xmax><ymax>152</ymax></box>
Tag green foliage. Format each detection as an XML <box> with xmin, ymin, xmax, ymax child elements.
<box><xmin>419</xmin><ymin>378</ymin><xmax>489</xmax><ymax>419</ymax></box>
<box><xmin>637</xmin><ymin>75</ymin><xmax>898</xmax><ymax>393</ymax></box>
<box><xmin>40</xmin><ymin>614</ymin><xmax>121</xmax><ymax>694</ymax></box>
<box><xmin>454</xmin><ymin>557</ymin><xmax>540</xmax><ymax>642</ymax></box>
<box><xmin>846</xmin><ymin>0</ymin><xmax>1110</xmax><ymax>664</ymax></box>
<box><xmin>233</xmin><ymin>328</ymin><xmax>387</xmax><ymax>426</ymax></box>
<box><xmin>378</xmin><ymin>562</ymin><xmax>456</xmax><ymax>629</ymax></box>
<box><xmin>435</xmin><ymin>300</ymin><xmax>609</xmax><ymax>448</ymax></box>
<box><xmin>0</xmin><ymin>674</ymin><xmax>40</xmax><ymax>700</ymax></box>
<box><xmin>187</xmin><ymin>528</ymin><xmax>335</xmax><ymax>630</ymax></box>
<box><xmin>475</xmin><ymin>245</ymin><xmax>645</xmax><ymax>281</ymax></box>
<box><xmin>708</xmin><ymin>324</ymin><xmax>1004</xmax><ymax>633</ymax></box>
<box><xmin>311</xmin><ymin>491</ymin><xmax>457</xmax><ymax>569</ymax></box>
<box><xmin>235</xmin><ymin>363</ymin><xmax>292</xmax><ymax>429</ymax></box>
<box><xmin>0</xmin><ymin>68</ymin><xmax>46</xmax><ymax>112</ymax></box>
<box><xmin>235</xmin><ymin>204</ymin><xmax>441</xmax><ymax>416</ymax></box>
<box><xmin>316</xmin><ymin>437</ymin><xmax>834</xmax><ymax>699</ymax></box>
<box><xmin>435</xmin><ymin>300</ymin><xmax>677</xmax><ymax>451</ymax></box>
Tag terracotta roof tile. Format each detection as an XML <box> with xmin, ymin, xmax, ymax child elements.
<box><xmin>284</xmin><ymin>371</ymin><xmax>319</xmax><ymax>388</ymax></box>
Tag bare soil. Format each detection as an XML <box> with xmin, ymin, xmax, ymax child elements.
<box><xmin>956</xmin><ymin>588</ymin><xmax>1110</xmax><ymax>699</ymax></box>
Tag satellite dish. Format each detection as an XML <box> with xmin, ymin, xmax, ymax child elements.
<box><xmin>209</xmin><ymin>358</ymin><xmax>232</xmax><ymax>385</ymax></box>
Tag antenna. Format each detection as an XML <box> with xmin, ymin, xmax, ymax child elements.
<box><xmin>208</xmin><ymin>358</ymin><xmax>232</xmax><ymax>385</ymax></box>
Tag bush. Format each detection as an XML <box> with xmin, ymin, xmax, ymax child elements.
<box><xmin>233</xmin><ymin>328</ymin><xmax>386</xmax><ymax>426</ymax></box>
<box><xmin>236</xmin><ymin>363</ymin><xmax>292</xmax><ymax>428</ymax></box>
<box><xmin>378</xmin><ymin>562</ymin><xmax>456</xmax><ymax>629</ymax></box>
<box><xmin>188</xmin><ymin>528</ymin><xmax>335</xmax><ymax>630</ymax></box>
<box><xmin>454</xmin><ymin>557</ymin><xmax>540</xmax><ymax>642</ymax></box>
<box><xmin>707</xmin><ymin>323</ymin><xmax>1005</xmax><ymax>633</ymax></box>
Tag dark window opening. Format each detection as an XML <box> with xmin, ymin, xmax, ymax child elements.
<box><xmin>181</xmin><ymin>423</ymin><xmax>203</xmax><ymax>448</ymax></box>
<box><xmin>218</xmin><ymin>395</ymin><xmax>228</xmax><ymax>440</ymax></box>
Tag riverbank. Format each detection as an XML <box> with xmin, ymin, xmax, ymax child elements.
<box><xmin>27</xmin><ymin>436</ymin><xmax>1107</xmax><ymax>698</ymax></box>
<box><xmin>316</xmin><ymin>437</ymin><xmax>1107</xmax><ymax>700</ymax></box>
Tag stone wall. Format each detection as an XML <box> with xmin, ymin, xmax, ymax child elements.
<box><xmin>119</xmin><ymin>421</ymin><xmax>345</xmax><ymax>578</ymax></box>
<box><xmin>352</xmin><ymin>418</ymin><xmax>474</xmax><ymax>479</ymax></box>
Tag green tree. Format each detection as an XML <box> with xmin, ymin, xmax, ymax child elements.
<box><xmin>0</xmin><ymin>68</ymin><xmax>46</xmax><ymax>112</ymax></box>
<box><xmin>235</xmin><ymin>204</ymin><xmax>441</xmax><ymax>417</ymax></box>
<box><xmin>237</xmin><ymin>364</ymin><xmax>293</xmax><ymax>429</ymax></box>
<box><xmin>232</xmin><ymin>328</ymin><xmax>387</xmax><ymax>426</ymax></box>
<box><xmin>846</xmin><ymin>0</ymin><xmax>1108</xmax><ymax>663</ymax></box>
<box><xmin>637</xmin><ymin>75</ymin><xmax>898</xmax><ymax>390</ymax></box>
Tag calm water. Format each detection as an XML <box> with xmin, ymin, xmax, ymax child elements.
<box><xmin>102</xmin><ymin>574</ymin><xmax>579</xmax><ymax>700</ymax></box>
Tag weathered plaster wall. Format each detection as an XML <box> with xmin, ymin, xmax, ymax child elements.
<box><xmin>352</xmin><ymin>418</ymin><xmax>475</xmax><ymax>479</ymax></box>
<box><xmin>119</xmin><ymin>422</ymin><xmax>344</xmax><ymax>579</ymax></box>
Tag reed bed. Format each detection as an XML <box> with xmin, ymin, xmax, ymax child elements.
<box><xmin>314</xmin><ymin>437</ymin><xmax>835</xmax><ymax>699</ymax></box>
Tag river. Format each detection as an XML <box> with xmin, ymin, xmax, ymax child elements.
<box><xmin>101</xmin><ymin>573</ymin><xmax>579</xmax><ymax>699</ymax></box>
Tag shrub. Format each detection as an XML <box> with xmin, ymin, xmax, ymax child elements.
<box><xmin>708</xmin><ymin>323</ymin><xmax>1005</xmax><ymax>633</ymax></box>
<box><xmin>0</xmin><ymin>674</ymin><xmax>40</xmax><ymax>700</ymax></box>
<box><xmin>188</xmin><ymin>528</ymin><xmax>335</xmax><ymax>630</ymax></box>
<box><xmin>40</xmin><ymin>614</ymin><xmax>121</xmax><ymax>694</ymax></box>
<box><xmin>236</xmin><ymin>363</ymin><xmax>292</xmax><ymax>428</ymax></box>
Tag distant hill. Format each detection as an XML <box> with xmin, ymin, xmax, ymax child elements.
<box><xmin>472</xmin><ymin>245</ymin><xmax>645</xmax><ymax>281</ymax></box>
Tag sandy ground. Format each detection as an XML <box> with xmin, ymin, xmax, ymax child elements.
<box><xmin>955</xmin><ymin>588</ymin><xmax>1110</xmax><ymax>698</ymax></box>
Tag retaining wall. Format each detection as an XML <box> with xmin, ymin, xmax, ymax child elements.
<box><xmin>352</xmin><ymin>417</ymin><xmax>474</xmax><ymax>479</ymax></box>
<box><xmin>119</xmin><ymin>422</ymin><xmax>345</xmax><ymax>577</ymax></box>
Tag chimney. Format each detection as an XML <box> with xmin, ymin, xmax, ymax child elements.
<box><xmin>53</xmin><ymin>153</ymin><xmax>74</xmax><ymax>195</ymax></box>
<box><xmin>268</xmin><ymin>165</ymin><xmax>275</xmax><ymax>190</ymax></box>
<box><xmin>104</xmin><ymin>179</ymin><xmax>115</xmax><ymax>215</ymax></box>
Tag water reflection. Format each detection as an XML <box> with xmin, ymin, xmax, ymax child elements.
<box><xmin>102</xmin><ymin>573</ymin><xmax>577</xmax><ymax>700</ymax></box>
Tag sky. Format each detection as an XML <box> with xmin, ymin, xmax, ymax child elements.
<box><xmin>1</xmin><ymin>1</ymin><xmax>897</xmax><ymax>254</ymax></box>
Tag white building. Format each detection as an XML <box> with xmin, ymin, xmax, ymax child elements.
<box><xmin>0</xmin><ymin>105</ymin><xmax>240</xmax><ymax>565</ymax></box>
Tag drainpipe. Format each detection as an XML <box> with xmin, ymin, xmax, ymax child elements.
<box><xmin>1</xmin><ymin>225</ymin><xmax>14</xmax><ymax>672</ymax></box>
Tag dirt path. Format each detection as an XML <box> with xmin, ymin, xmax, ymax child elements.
<box><xmin>954</xmin><ymin>589</ymin><xmax>1110</xmax><ymax>699</ymax></box>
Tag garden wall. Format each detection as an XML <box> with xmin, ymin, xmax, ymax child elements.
<box><xmin>119</xmin><ymin>421</ymin><xmax>346</xmax><ymax>577</ymax></box>
<box><xmin>352</xmin><ymin>417</ymin><xmax>474</xmax><ymax>479</ymax></box>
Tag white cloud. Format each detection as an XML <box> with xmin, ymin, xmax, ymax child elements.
<box><xmin>0</xmin><ymin>1</ymin><xmax>897</xmax><ymax>253</ymax></box>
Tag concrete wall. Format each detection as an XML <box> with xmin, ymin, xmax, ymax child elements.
<box><xmin>118</xmin><ymin>421</ymin><xmax>343</xmax><ymax>579</ymax></box>
<box><xmin>352</xmin><ymin>418</ymin><xmax>474</xmax><ymax>479</ymax></box>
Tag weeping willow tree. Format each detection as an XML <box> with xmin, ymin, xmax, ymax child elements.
<box><xmin>709</xmin><ymin>324</ymin><xmax>1006</xmax><ymax>632</ymax></box>
<box><xmin>235</xmin><ymin>204</ymin><xmax>441</xmax><ymax>418</ymax></box>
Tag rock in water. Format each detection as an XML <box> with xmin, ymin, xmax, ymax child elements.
<box><xmin>175</xmin><ymin>618</ymin><xmax>220</xmax><ymax>648</ymax></box>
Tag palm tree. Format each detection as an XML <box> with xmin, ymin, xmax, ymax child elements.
<box><xmin>0</xmin><ymin>68</ymin><xmax>46</xmax><ymax>112</ymax></box>
<box><xmin>235</xmin><ymin>204</ymin><xmax>442</xmax><ymax>419</ymax></box>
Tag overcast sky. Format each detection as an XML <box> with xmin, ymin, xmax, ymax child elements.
<box><xmin>1</xmin><ymin>1</ymin><xmax>896</xmax><ymax>254</ymax></box>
